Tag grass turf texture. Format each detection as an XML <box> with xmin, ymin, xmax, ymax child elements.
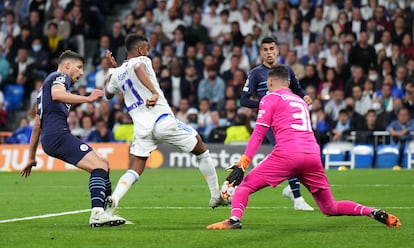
<box><xmin>0</xmin><ymin>169</ymin><xmax>412</xmax><ymax>248</ymax></box>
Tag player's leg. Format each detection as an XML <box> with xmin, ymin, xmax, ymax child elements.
<box><xmin>283</xmin><ymin>177</ymin><xmax>314</xmax><ymax>211</ymax></box>
<box><xmin>110</xmin><ymin>154</ymin><xmax>146</xmax><ymax>208</ymax></box>
<box><xmin>207</xmin><ymin>153</ymin><xmax>287</xmax><ymax>229</ymax></box>
<box><xmin>302</xmin><ymin>154</ymin><xmax>400</xmax><ymax>228</ymax></box>
<box><xmin>156</xmin><ymin>116</ymin><xmax>222</xmax><ymax>208</ymax></box>
<box><xmin>191</xmin><ymin>134</ymin><xmax>222</xmax><ymax>208</ymax></box>
<box><xmin>266</xmin><ymin>128</ymin><xmax>311</xmax><ymax>210</ymax></box>
<box><xmin>77</xmin><ymin>150</ymin><xmax>126</xmax><ymax>227</ymax></box>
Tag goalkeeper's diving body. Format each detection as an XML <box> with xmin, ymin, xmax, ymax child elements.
<box><xmin>104</xmin><ymin>34</ymin><xmax>226</xmax><ymax>213</ymax></box>
<box><xmin>240</xmin><ymin>36</ymin><xmax>313</xmax><ymax>211</ymax></box>
<box><xmin>207</xmin><ymin>65</ymin><xmax>401</xmax><ymax>229</ymax></box>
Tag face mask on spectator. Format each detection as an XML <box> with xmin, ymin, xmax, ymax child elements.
<box><xmin>368</xmin><ymin>74</ymin><xmax>378</xmax><ymax>82</ymax></box>
<box><xmin>32</xmin><ymin>44</ymin><xmax>42</xmax><ymax>52</ymax></box>
<box><xmin>389</xmin><ymin>3</ymin><xmax>397</xmax><ymax>11</ymax></box>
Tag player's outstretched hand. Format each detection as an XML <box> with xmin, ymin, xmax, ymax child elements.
<box><xmin>105</xmin><ymin>50</ymin><xmax>118</xmax><ymax>68</ymax></box>
<box><xmin>88</xmin><ymin>89</ymin><xmax>104</xmax><ymax>102</ymax></box>
<box><xmin>146</xmin><ymin>93</ymin><xmax>159</xmax><ymax>107</ymax></box>
<box><xmin>20</xmin><ymin>159</ymin><xmax>37</xmax><ymax>178</ymax></box>
<box><xmin>225</xmin><ymin>165</ymin><xmax>245</xmax><ymax>186</ymax></box>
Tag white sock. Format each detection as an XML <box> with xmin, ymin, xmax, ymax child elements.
<box><xmin>112</xmin><ymin>169</ymin><xmax>139</xmax><ymax>204</ymax></box>
<box><xmin>197</xmin><ymin>150</ymin><xmax>220</xmax><ymax>198</ymax></box>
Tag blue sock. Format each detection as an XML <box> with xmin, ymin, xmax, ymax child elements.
<box><xmin>105</xmin><ymin>169</ymin><xmax>112</xmax><ymax>197</ymax></box>
<box><xmin>288</xmin><ymin>177</ymin><xmax>302</xmax><ymax>199</ymax></box>
<box><xmin>89</xmin><ymin>169</ymin><xmax>107</xmax><ymax>208</ymax></box>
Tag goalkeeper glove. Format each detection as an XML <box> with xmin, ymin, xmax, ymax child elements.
<box><xmin>235</xmin><ymin>154</ymin><xmax>251</xmax><ymax>171</ymax></box>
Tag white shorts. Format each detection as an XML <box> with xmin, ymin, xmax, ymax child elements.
<box><xmin>130</xmin><ymin>114</ymin><xmax>198</xmax><ymax>157</ymax></box>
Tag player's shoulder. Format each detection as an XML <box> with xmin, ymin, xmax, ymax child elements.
<box><xmin>249</xmin><ymin>64</ymin><xmax>265</xmax><ymax>74</ymax></box>
<box><xmin>130</xmin><ymin>56</ymin><xmax>151</xmax><ymax>65</ymax></box>
<box><xmin>49</xmin><ymin>72</ymin><xmax>68</xmax><ymax>85</ymax></box>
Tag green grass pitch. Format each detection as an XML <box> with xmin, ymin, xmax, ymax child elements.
<box><xmin>0</xmin><ymin>169</ymin><xmax>412</xmax><ymax>248</ymax></box>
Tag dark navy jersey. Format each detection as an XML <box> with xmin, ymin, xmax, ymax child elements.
<box><xmin>240</xmin><ymin>64</ymin><xmax>306</xmax><ymax>109</ymax></box>
<box><xmin>37</xmin><ymin>71</ymin><xmax>72</xmax><ymax>136</ymax></box>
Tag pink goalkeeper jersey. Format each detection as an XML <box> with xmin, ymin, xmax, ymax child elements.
<box><xmin>256</xmin><ymin>88</ymin><xmax>320</xmax><ymax>154</ymax></box>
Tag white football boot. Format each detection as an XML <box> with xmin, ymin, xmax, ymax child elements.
<box><xmin>89</xmin><ymin>207</ymin><xmax>126</xmax><ymax>227</ymax></box>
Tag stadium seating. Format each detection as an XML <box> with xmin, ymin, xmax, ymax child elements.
<box><xmin>323</xmin><ymin>141</ymin><xmax>355</xmax><ymax>170</ymax></box>
<box><xmin>352</xmin><ymin>144</ymin><xmax>374</xmax><ymax>168</ymax></box>
<box><xmin>375</xmin><ymin>144</ymin><xmax>400</xmax><ymax>168</ymax></box>
<box><xmin>3</xmin><ymin>84</ymin><xmax>25</xmax><ymax>112</ymax></box>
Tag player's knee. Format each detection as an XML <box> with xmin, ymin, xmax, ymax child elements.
<box><xmin>319</xmin><ymin>203</ymin><xmax>338</xmax><ymax>216</ymax></box>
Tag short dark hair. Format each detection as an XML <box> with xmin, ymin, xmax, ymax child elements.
<box><xmin>261</xmin><ymin>36</ymin><xmax>277</xmax><ymax>46</ymax></box>
<box><xmin>268</xmin><ymin>65</ymin><xmax>289</xmax><ymax>81</ymax></box>
<box><xmin>58</xmin><ymin>50</ymin><xmax>85</xmax><ymax>64</ymax></box>
<box><xmin>125</xmin><ymin>34</ymin><xmax>148</xmax><ymax>52</ymax></box>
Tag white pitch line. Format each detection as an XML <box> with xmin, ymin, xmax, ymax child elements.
<box><xmin>0</xmin><ymin>209</ymin><xmax>90</xmax><ymax>223</ymax></box>
<box><xmin>1</xmin><ymin>206</ymin><xmax>413</xmax><ymax>224</ymax></box>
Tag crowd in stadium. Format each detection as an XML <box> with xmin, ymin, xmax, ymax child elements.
<box><xmin>1</xmin><ymin>0</ymin><xmax>414</xmax><ymax>147</ymax></box>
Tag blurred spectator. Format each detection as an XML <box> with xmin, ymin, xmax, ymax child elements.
<box><xmin>300</xmin><ymin>64</ymin><xmax>320</xmax><ymax>90</ymax></box>
<box><xmin>201</xmin><ymin>0</ymin><xmax>220</xmax><ymax>32</ymax></box>
<box><xmin>153</xmin><ymin>0</ymin><xmax>168</xmax><ymax>24</ymax></box>
<box><xmin>187</xmin><ymin>107</ymin><xmax>199</xmax><ymax>130</ymax></box>
<box><xmin>122</xmin><ymin>13</ymin><xmax>137</xmax><ymax>36</ymax></box>
<box><xmin>42</xmin><ymin>22</ymin><xmax>65</xmax><ymax>71</ymax></box>
<box><xmin>391</xmin><ymin>44</ymin><xmax>405</xmax><ymax>68</ymax></box>
<box><xmin>0</xmin><ymin>10</ymin><xmax>21</xmax><ymax>44</ymax></box>
<box><xmin>197</xmin><ymin>98</ymin><xmax>212</xmax><ymax>139</ymax></box>
<box><xmin>220</xmin><ymin>45</ymin><xmax>250</xmax><ymax>74</ymax></box>
<box><xmin>391</xmin><ymin>16</ymin><xmax>409</xmax><ymax>46</ymax></box>
<box><xmin>374</xmin><ymin>30</ymin><xmax>392</xmax><ymax>57</ymax></box>
<box><xmin>330</xmin><ymin>108</ymin><xmax>351</xmax><ymax>141</ymax></box>
<box><xmin>4</xmin><ymin>35</ymin><xmax>17</xmax><ymax>63</ymax></box>
<box><xmin>29</xmin><ymin>37</ymin><xmax>49</xmax><ymax>78</ymax></box>
<box><xmin>224</xmin><ymin>113</ymin><xmax>251</xmax><ymax>145</ymax></box>
<box><xmin>286</xmin><ymin>50</ymin><xmax>305</xmax><ymax>79</ymax></box>
<box><xmin>373</xmin><ymin>5</ymin><xmax>392</xmax><ymax>32</ymax></box>
<box><xmin>92</xmin><ymin>34</ymin><xmax>111</xmax><ymax>68</ymax></box>
<box><xmin>68</xmin><ymin>109</ymin><xmax>82</xmax><ymax>138</ymax></box>
<box><xmin>384</xmin><ymin>97</ymin><xmax>405</xmax><ymax>127</ymax></box>
<box><xmin>400</xmin><ymin>33</ymin><xmax>414</xmax><ymax>61</ymax></box>
<box><xmin>230</xmin><ymin>21</ymin><xmax>244</xmax><ymax>47</ymax></box>
<box><xmin>354</xmin><ymin>109</ymin><xmax>384</xmax><ymax>145</ymax></box>
<box><xmin>238</xmin><ymin>7</ymin><xmax>256</xmax><ymax>37</ymax></box>
<box><xmin>181</xmin><ymin>1</ymin><xmax>193</xmax><ymax>26</ymax></box>
<box><xmin>29</xmin><ymin>78</ymin><xmax>43</xmax><ymax>108</ymax></box>
<box><xmin>386</xmin><ymin>107</ymin><xmax>414</xmax><ymax>164</ymax></box>
<box><xmin>262</xmin><ymin>9</ymin><xmax>277</xmax><ymax>37</ymax></box>
<box><xmin>131</xmin><ymin>0</ymin><xmax>146</xmax><ymax>20</ymax></box>
<box><xmin>274</xmin><ymin>17</ymin><xmax>293</xmax><ymax>48</ymax></box>
<box><xmin>311</xmin><ymin>105</ymin><xmax>332</xmax><ymax>146</ymax></box>
<box><xmin>140</xmin><ymin>10</ymin><xmax>155</xmax><ymax>36</ymax></box>
<box><xmin>298</xmin><ymin>0</ymin><xmax>314</xmax><ymax>22</ymax></box>
<box><xmin>318</xmin><ymin>68</ymin><xmax>339</xmax><ymax>102</ymax></box>
<box><xmin>86</xmin><ymin>117</ymin><xmax>115</xmax><ymax>143</ymax></box>
<box><xmin>322</xmin><ymin>0</ymin><xmax>339</xmax><ymax>23</ymax></box>
<box><xmin>171</xmin><ymin>28</ymin><xmax>186</xmax><ymax>58</ymax></box>
<box><xmin>373</xmin><ymin>83</ymin><xmax>395</xmax><ymax>113</ymax></box>
<box><xmin>94</xmin><ymin>57</ymin><xmax>112</xmax><ymax>90</ymax></box>
<box><xmin>44</xmin><ymin>7</ymin><xmax>71</xmax><ymax>47</ymax></box>
<box><xmin>9</xmin><ymin>47</ymin><xmax>36</xmax><ymax>94</ymax></box>
<box><xmin>163</xmin><ymin>8</ymin><xmax>185</xmax><ymax>41</ymax></box>
<box><xmin>0</xmin><ymin>45</ymin><xmax>10</xmax><ymax>85</ymax></box>
<box><xmin>67</xmin><ymin>4</ymin><xmax>86</xmax><ymax>57</ymax></box>
<box><xmin>241</xmin><ymin>34</ymin><xmax>259</xmax><ymax>67</ymax></box>
<box><xmin>185</xmin><ymin>11</ymin><xmax>210</xmax><ymax>46</ymax></box>
<box><xmin>6</xmin><ymin>117</ymin><xmax>32</xmax><ymax>144</ymax></box>
<box><xmin>210</xmin><ymin>9</ymin><xmax>231</xmax><ymax>45</ymax></box>
<box><xmin>176</xmin><ymin>98</ymin><xmax>191</xmax><ymax>124</ymax></box>
<box><xmin>344</xmin><ymin>96</ymin><xmax>365</xmax><ymax>131</ymax></box>
<box><xmin>344</xmin><ymin>8</ymin><xmax>366</xmax><ymax>39</ymax></box>
<box><xmin>310</xmin><ymin>6</ymin><xmax>326</xmax><ymax>34</ymax></box>
<box><xmin>198</xmin><ymin>67</ymin><xmax>225</xmax><ymax>110</ymax></box>
<box><xmin>148</xmin><ymin>32</ymin><xmax>163</xmax><ymax>58</ymax></box>
<box><xmin>206</xmin><ymin>110</ymin><xmax>228</xmax><ymax>143</ymax></box>
<box><xmin>348</xmin><ymin>31</ymin><xmax>376</xmax><ymax>73</ymax></box>
<box><xmin>29</xmin><ymin>0</ymin><xmax>47</xmax><ymax>24</ymax></box>
<box><xmin>324</xmin><ymin>88</ymin><xmax>345</xmax><ymax>121</ymax></box>
<box><xmin>223</xmin><ymin>98</ymin><xmax>237</xmax><ymax>125</ymax></box>
<box><xmin>14</xmin><ymin>25</ymin><xmax>32</xmax><ymax>50</ymax></box>
<box><xmin>344</xmin><ymin>65</ymin><xmax>365</xmax><ymax>97</ymax></box>
<box><xmin>352</xmin><ymin>84</ymin><xmax>372</xmax><ymax>116</ymax></box>
<box><xmin>114</xmin><ymin>112</ymin><xmax>133</xmax><ymax>143</ymax></box>
<box><xmin>107</xmin><ymin>20</ymin><xmax>125</xmax><ymax>63</ymax></box>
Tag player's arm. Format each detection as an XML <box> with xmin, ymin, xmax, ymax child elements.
<box><xmin>240</xmin><ymin>72</ymin><xmax>259</xmax><ymax>108</ymax></box>
<box><xmin>104</xmin><ymin>74</ymin><xmax>115</xmax><ymax>100</ymax></box>
<box><xmin>20</xmin><ymin>115</ymin><xmax>41</xmax><ymax>177</ymax></box>
<box><xmin>288</xmin><ymin>67</ymin><xmax>312</xmax><ymax>105</ymax></box>
<box><xmin>52</xmin><ymin>84</ymin><xmax>103</xmax><ymax>104</ymax></box>
<box><xmin>134</xmin><ymin>62</ymin><xmax>159</xmax><ymax>107</ymax></box>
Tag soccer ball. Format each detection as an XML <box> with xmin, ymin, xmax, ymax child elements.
<box><xmin>220</xmin><ymin>180</ymin><xmax>237</xmax><ymax>204</ymax></box>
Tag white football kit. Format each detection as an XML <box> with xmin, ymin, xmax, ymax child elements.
<box><xmin>107</xmin><ymin>56</ymin><xmax>198</xmax><ymax>156</ymax></box>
